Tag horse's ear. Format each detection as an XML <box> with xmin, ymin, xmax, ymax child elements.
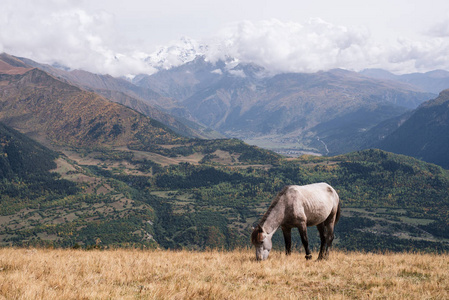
<box><xmin>257</xmin><ymin>231</ymin><xmax>264</xmax><ymax>243</ymax></box>
<box><xmin>251</xmin><ymin>224</ymin><xmax>262</xmax><ymax>231</ymax></box>
<box><xmin>251</xmin><ymin>225</ymin><xmax>265</xmax><ymax>244</ymax></box>
<box><xmin>256</xmin><ymin>225</ymin><xmax>264</xmax><ymax>242</ymax></box>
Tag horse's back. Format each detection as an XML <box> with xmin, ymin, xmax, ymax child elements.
<box><xmin>290</xmin><ymin>182</ymin><xmax>338</xmax><ymax>204</ymax></box>
<box><xmin>286</xmin><ymin>183</ymin><xmax>339</xmax><ymax>226</ymax></box>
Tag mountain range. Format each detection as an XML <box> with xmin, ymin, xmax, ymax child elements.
<box><xmin>134</xmin><ymin>56</ymin><xmax>435</xmax><ymax>155</ymax></box>
<box><xmin>0</xmin><ymin>51</ymin><xmax>448</xmax><ymax>251</ymax></box>
<box><xmin>9</xmin><ymin>54</ymin><xmax>220</xmax><ymax>140</ymax></box>
<box><xmin>3</xmin><ymin>52</ymin><xmax>449</xmax><ymax>167</ymax></box>
<box><xmin>361</xmin><ymin>69</ymin><xmax>449</xmax><ymax>94</ymax></box>
<box><xmin>0</xmin><ymin>53</ymin><xmax>277</xmax><ymax>163</ymax></box>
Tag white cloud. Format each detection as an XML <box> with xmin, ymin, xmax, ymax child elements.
<box><xmin>227</xmin><ymin>69</ymin><xmax>246</xmax><ymax>78</ymax></box>
<box><xmin>2</xmin><ymin>1</ymin><xmax>449</xmax><ymax>76</ymax></box>
<box><xmin>203</xmin><ymin>18</ymin><xmax>449</xmax><ymax>75</ymax></box>
<box><xmin>206</xmin><ymin>18</ymin><xmax>372</xmax><ymax>73</ymax></box>
<box><xmin>426</xmin><ymin>17</ymin><xmax>449</xmax><ymax>37</ymax></box>
<box><xmin>0</xmin><ymin>0</ymin><xmax>155</xmax><ymax>76</ymax></box>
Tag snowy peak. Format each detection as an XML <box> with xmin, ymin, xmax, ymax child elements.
<box><xmin>142</xmin><ymin>36</ymin><xmax>268</xmax><ymax>78</ymax></box>
<box><xmin>144</xmin><ymin>37</ymin><xmax>209</xmax><ymax>71</ymax></box>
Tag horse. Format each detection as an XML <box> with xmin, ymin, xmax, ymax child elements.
<box><xmin>251</xmin><ymin>182</ymin><xmax>341</xmax><ymax>261</ymax></box>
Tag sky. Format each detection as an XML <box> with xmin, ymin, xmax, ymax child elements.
<box><xmin>1</xmin><ymin>0</ymin><xmax>449</xmax><ymax>76</ymax></box>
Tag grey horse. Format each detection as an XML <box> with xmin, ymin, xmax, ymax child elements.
<box><xmin>251</xmin><ymin>183</ymin><xmax>341</xmax><ymax>261</ymax></box>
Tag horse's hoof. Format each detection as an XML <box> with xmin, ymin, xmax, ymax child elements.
<box><xmin>305</xmin><ymin>254</ymin><xmax>312</xmax><ymax>260</ymax></box>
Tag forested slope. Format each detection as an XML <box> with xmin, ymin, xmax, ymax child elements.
<box><xmin>378</xmin><ymin>89</ymin><xmax>449</xmax><ymax>168</ymax></box>
<box><xmin>2</xmin><ymin>140</ymin><xmax>447</xmax><ymax>252</ymax></box>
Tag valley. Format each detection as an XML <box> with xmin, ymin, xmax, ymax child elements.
<box><xmin>132</xmin><ymin>58</ymin><xmax>436</xmax><ymax>155</ymax></box>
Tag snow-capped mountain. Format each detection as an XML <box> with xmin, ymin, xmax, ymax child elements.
<box><xmin>144</xmin><ymin>37</ymin><xmax>210</xmax><ymax>71</ymax></box>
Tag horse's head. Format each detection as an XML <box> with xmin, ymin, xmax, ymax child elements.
<box><xmin>251</xmin><ymin>225</ymin><xmax>272</xmax><ymax>261</ymax></box>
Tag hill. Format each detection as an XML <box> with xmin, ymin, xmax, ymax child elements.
<box><xmin>0</xmin><ymin>62</ymin><xmax>183</xmax><ymax>150</ymax></box>
<box><xmin>1</xmin><ymin>142</ymin><xmax>447</xmax><ymax>251</ymax></box>
<box><xmin>5</xmin><ymin>53</ymin><xmax>219</xmax><ymax>139</ymax></box>
<box><xmin>376</xmin><ymin>89</ymin><xmax>449</xmax><ymax>168</ymax></box>
<box><xmin>142</xmin><ymin>148</ymin><xmax>449</xmax><ymax>252</ymax></box>
<box><xmin>135</xmin><ymin>57</ymin><xmax>435</xmax><ymax>155</ymax></box>
<box><xmin>1</xmin><ymin>248</ymin><xmax>448</xmax><ymax>299</ymax></box>
<box><xmin>0</xmin><ymin>122</ymin><xmax>58</xmax><ymax>179</ymax></box>
<box><xmin>0</xmin><ymin>121</ymin><xmax>161</xmax><ymax>247</ymax></box>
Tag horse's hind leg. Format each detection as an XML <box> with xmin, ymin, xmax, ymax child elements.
<box><xmin>298</xmin><ymin>223</ymin><xmax>312</xmax><ymax>260</ymax></box>
<box><xmin>317</xmin><ymin>223</ymin><xmax>327</xmax><ymax>260</ymax></box>
<box><xmin>319</xmin><ymin>218</ymin><xmax>336</xmax><ymax>259</ymax></box>
<box><xmin>324</xmin><ymin>221</ymin><xmax>335</xmax><ymax>258</ymax></box>
<box><xmin>281</xmin><ymin>227</ymin><xmax>292</xmax><ymax>255</ymax></box>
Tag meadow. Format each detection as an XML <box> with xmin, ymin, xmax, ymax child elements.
<box><xmin>0</xmin><ymin>248</ymin><xmax>448</xmax><ymax>299</ymax></box>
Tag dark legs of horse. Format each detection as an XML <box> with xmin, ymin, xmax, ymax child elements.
<box><xmin>298</xmin><ymin>224</ymin><xmax>312</xmax><ymax>260</ymax></box>
<box><xmin>281</xmin><ymin>227</ymin><xmax>292</xmax><ymax>255</ymax></box>
<box><xmin>317</xmin><ymin>222</ymin><xmax>335</xmax><ymax>260</ymax></box>
<box><xmin>325</xmin><ymin>222</ymin><xmax>335</xmax><ymax>257</ymax></box>
<box><xmin>317</xmin><ymin>223</ymin><xmax>327</xmax><ymax>260</ymax></box>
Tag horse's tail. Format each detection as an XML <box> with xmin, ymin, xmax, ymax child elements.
<box><xmin>335</xmin><ymin>198</ymin><xmax>341</xmax><ymax>224</ymax></box>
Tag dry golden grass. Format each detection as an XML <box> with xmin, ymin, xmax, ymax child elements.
<box><xmin>0</xmin><ymin>248</ymin><xmax>448</xmax><ymax>299</ymax></box>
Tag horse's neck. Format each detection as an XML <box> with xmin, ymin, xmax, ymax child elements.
<box><xmin>261</xmin><ymin>200</ymin><xmax>285</xmax><ymax>235</ymax></box>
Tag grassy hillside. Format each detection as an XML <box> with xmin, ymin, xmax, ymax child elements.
<box><xmin>2</xmin><ymin>143</ymin><xmax>447</xmax><ymax>252</ymax></box>
<box><xmin>144</xmin><ymin>148</ymin><xmax>449</xmax><ymax>252</ymax></box>
<box><xmin>0</xmin><ymin>248</ymin><xmax>448</xmax><ymax>299</ymax></box>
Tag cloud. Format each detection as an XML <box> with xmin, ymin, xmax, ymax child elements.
<box><xmin>202</xmin><ymin>18</ymin><xmax>449</xmax><ymax>75</ymax></box>
<box><xmin>2</xmin><ymin>1</ymin><xmax>449</xmax><ymax>76</ymax></box>
<box><xmin>426</xmin><ymin>17</ymin><xmax>449</xmax><ymax>37</ymax></box>
<box><xmin>0</xmin><ymin>0</ymin><xmax>155</xmax><ymax>76</ymax></box>
<box><xmin>206</xmin><ymin>18</ymin><xmax>371</xmax><ymax>73</ymax></box>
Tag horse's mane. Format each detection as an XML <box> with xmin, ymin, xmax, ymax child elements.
<box><xmin>258</xmin><ymin>185</ymin><xmax>290</xmax><ymax>227</ymax></box>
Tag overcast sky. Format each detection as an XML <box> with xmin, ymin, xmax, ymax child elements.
<box><xmin>1</xmin><ymin>0</ymin><xmax>449</xmax><ymax>76</ymax></box>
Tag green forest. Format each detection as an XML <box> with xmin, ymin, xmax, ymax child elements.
<box><xmin>0</xmin><ymin>123</ymin><xmax>448</xmax><ymax>252</ymax></box>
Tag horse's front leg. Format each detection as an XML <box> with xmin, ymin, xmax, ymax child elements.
<box><xmin>281</xmin><ymin>226</ymin><xmax>292</xmax><ymax>255</ymax></box>
<box><xmin>298</xmin><ymin>223</ymin><xmax>312</xmax><ymax>260</ymax></box>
